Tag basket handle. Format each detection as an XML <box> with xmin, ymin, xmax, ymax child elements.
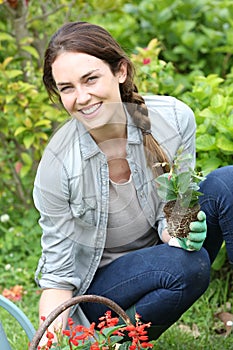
<box><xmin>29</xmin><ymin>294</ymin><xmax>132</xmax><ymax>350</ymax></box>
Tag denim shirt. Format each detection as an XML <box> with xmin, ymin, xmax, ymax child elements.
<box><xmin>33</xmin><ymin>95</ymin><xmax>196</xmax><ymax>325</ymax></box>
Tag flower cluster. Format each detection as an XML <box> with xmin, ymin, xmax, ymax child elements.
<box><xmin>2</xmin><ymin>284</ymin><xmax>24</xmax><ymax>301</ymax></box>
<box><xmin>37</xmin><ymin>311</ymin><xmax>153</xmax><ymax>350</ymax></box>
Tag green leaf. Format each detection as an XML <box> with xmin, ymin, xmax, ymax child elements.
<box><xmin>212</xmin><ymin>243</ymin><xmax>227</xmax><ymax>271</ymax></box>
<box><xmin>210</xmin><ymin>94</ymin><xmax>226</xmax><ymax>112</ymax></box>
<box><xmin>21</xmin><ymin>152</ymin><xmax>32</xmax><ymax>165</ymax></box>
<box><xmin>23</xmin><ymin>134</ymin><xmax>35</xmax><ymax>149</ymax></box>
<box><xmin>36</xmin><ymin>132</ymin><xmax>49</xmax><ymax>141</ymax></box>
<box><xmin>19</xmin><ymin>165</ymin><xmax>31</xmax><ymax>178</ymax></box>
<box><xmin>197</xmin><ymin>157</ymin><xmax>222</xmax><ymax>175</ymax></box>
<box><xmin>118</xmin><ymin>341</ymin><xmax>131</xmax><ymax>349</ymax></box>
<box><xmin>109</xmin><ymin>335</ymin><xmax>124</xmax><ymax>344</ymax></box>
<box><xmin>21</xmin><ymin>45</ymin><xmax>40</xmax><ymax>59</ymax></box>
<box><xmin>155</xmin><ymin>173</ymin><xmax>174</xmax><ymax>189</ymax></box>
<box><xmin>155</xmin><ymin>174</ymin><xmax>176</xmax><ymax>200</ymax></box>
<box><xmin>216</xmin><ymin>135</ymin><xmax>233</xmax><ymax>152</ymax></box>
<box><xmin>177</xmin><ymin>172</ymin><xmax>191</xmax><ymax>194</ymax></box>
<box><xmin>0</xmin><ymin>33</ymin><xmax>14</xmax><ymax>42</ymax></box>
<box><xmin>6</xmin><ymin>69</ymin><xmax>23</xmax><ymax>79</ymax></box>
<box><xmin>196</xmin><ymin>134</ymin><xmax>216</xmax><ymax>151</ymax></box>
<box><xmin>5</xmin><ymin>94</ymin><xmax>16</xmax><ymax>104</ymax></box>
<box><xmin>157</xmin><ymin>187</ymin><xmax>177</xmax><ymax>201</ymax></box>
<box><xmin>102</xmin><ymin>324</ymin><xmax>124</xmax><ymax>338</ymax></box>
<box><xmin>14</xmin><ymin>126</ymin><xmax>27</xmax><ymax>136</ymax></box>
<box><xmin>199</xmin><ymin>108</ymin><xmax>216</xmax><ymax>119</ymax></box>
<box><xmin>200</xmin><ymin>25</ymin><xmax>223</xmax><ymax>41</ymax></box>
<box><xmin>35</xmin><ymin>119</ymin><xmax>51</xmax><ymax>127</ymax></box>
<box><xmin>181</xmin><ymin>32</ymin><xmax>196</xmax><ymax>47</ymax></box>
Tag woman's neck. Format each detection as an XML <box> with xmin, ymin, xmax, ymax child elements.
<box><xmin>90</xmin><ymin>122</ymin><xmax>127</xmax><ymax>145</ymax></box>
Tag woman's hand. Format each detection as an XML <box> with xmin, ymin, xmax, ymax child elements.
<box><xmin>168</xmin><ymin>211</ymin><xmax>207</xmax><ymax>251</ymax></box>
<box><xmin>38</xmin><ymin>289</ymin><xmax>73</xmax><ymax>347</ymax></box>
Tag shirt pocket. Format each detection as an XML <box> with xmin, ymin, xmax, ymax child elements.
<box><xmin>71</xmin><ymin>197</ymin><xmax>98</xmax><ymax>227</ymax></box>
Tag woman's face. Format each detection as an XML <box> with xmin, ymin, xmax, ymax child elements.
<box><xmin>52</xmin><ymin>51</ymin><xmax>127</xmax><ymax>132</ymax></box>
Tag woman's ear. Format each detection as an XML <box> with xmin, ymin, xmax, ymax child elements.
<box><xmin>118</xmin><ymin>60</ymin><xmax>127</xmax><ymax>83</ymax></box>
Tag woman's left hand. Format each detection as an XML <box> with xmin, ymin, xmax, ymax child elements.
<box><xmin>168</xmin><ymin>211</ymin><xmax>207</xmax><ymax>251</ymax></box>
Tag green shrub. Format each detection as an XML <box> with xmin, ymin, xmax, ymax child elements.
<box><xmin>182</xmin><ymin>71</ymin><xmax>233</xmax><ymax>174</ymax></box>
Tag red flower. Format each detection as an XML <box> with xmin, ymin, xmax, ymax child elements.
<box><xmin>143</xmin><ymin>58</ymin><xmax>151</xmax><ymax>65</ymax></box>
<box><xmin>36</xmin><ymin>311</ymin><xmax>153</xmax><ymax>349</ymax></box>
<box><xmin>62</xmin><ymin>330</ymin><xmax>71</xmax><ymax>336</ymax></box>
<box><xmin>120</xmin><ymin>313</ymin><xmax>153</xmax><ymax>349</ymax></box>
<box><xmin>97</xmin><ymin>310</ymin><xmax>119</xmax><ymax>331</ymax></box>
<box><xmin>68</xmin><ymin>317</ymin><xmax>74</xmax><ymax>326</ymax></box>
<box><xmin>15</xmin><ymin>161</ymin><xmax>23</xmax><ymax>174</ymax></box>
<box><xmin>46</xmin><ymin>331</ymin><xmax>54</xmax><ymax>340</ymax></box>
<box><xmin>90</xmin><ymin>342</ymin><xmax>100</xmax><ymax>350</ymax></box>
<box><xmin>63</xmin><ymin>319</ymin><xmax>96</xmax><ymax>347</ymax></box>
<box><xmin>70</xmin><ymin>338</ymin><xmax>79</xmax><ymax>346</ymax></box>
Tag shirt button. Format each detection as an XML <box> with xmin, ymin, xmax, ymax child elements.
<box><xmin>140</xmin><ymin>191</ymin><xmax>144</xmax><ymax>197</ymax></box>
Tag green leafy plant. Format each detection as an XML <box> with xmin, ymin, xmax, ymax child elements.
<box><xmin>181</xmin><ymin>71</ymin><xmax>233</xmax><ymax>174</ymax></box>
<box><xmin>154</xmin><ymin>149</ymin><xmax>205</xmax><ymax>209</ymax></box>
<box><xmin>154</xmin><ymin>148</ymin><xmax>206</xmax><ymax>238</ymax></box>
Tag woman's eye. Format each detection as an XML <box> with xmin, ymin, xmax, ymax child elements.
<box><xmin>60</xmin><ymin>86</ymin><xmax>73</xmax><ymax>93</ymax></box>
<box><xmin>87</xmin><ymin>76</ymin><xmax>98</xmax><ymax>83</ymax></box>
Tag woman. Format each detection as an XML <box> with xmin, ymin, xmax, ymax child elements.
<box><xmin>33</xmin><ymin>21</ymin><xmax>211</xmax><ymax>342</ymax></box>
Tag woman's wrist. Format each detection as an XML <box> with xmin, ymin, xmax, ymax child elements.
<box><xmin>161</xmin><ymin>228</ymin><xmax>171</xmax><ymax>243</ymax></box>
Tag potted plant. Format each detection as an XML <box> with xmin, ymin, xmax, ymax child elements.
<box><xmin>154</xmin><ymin>147</ymin><xmax>205</xmax><ymax>238</ymax></box>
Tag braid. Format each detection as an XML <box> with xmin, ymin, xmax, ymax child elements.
<box><xmin>125</xmin><ymin>90</ymin><xmax>170</xmax><ymax>177</ymax></box>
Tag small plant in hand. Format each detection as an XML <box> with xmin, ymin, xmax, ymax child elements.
<box><xmin>154</xmin><ymin>148</ymin><xmax>205</xmax><ymax>238</ymax></box>
<box><xmin>37</xmin><ymin>311</ymin><xmax>153</xmax><ymax>350</ymax></box>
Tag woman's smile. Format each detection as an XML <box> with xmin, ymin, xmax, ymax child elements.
<box><xmin>78</xmin><ymin>102</ymin><xmax>102</xmax><ymax>117</ymax></box>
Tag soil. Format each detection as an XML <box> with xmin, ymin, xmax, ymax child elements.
<box><xmin>163</xmin><ymin>200</ymin><xmax>200</xmax><ymax>238</ymax></box>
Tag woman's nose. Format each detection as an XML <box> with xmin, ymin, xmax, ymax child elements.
<box><xmin>75</xmin><ymin>86</ymin><xmax>91</xmax><ymax>105</ymax></box>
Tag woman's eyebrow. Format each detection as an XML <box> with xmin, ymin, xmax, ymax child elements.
<box><xmin>56</xmin><ymin>69</ymin><xmax>100</xmax><ymax>86</ymax></box>
<box><xmin>81</xmin><ymin>69</ymin><xmax>100</xmax><ymax>80</ymax></box>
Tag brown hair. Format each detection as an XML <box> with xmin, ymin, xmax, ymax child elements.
<box><xmin>43</xmin><ymin>21</ymin><xmax>169</xmax><ymax>175</ymax></box>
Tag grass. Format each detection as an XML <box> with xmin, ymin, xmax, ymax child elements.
<box><xmin>1</xmin><ymin>267</ymin><xmax>232</xmax><ymax>349</ymax></box>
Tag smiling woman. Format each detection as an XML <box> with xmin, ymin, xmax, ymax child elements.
<box><xmin>32</xmin><ymin>21</ymin><xmax>233</xmax><ymax>349</ymax></box>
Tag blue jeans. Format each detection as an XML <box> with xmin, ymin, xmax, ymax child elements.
<box><xmin>82</xmin><ymin>245</ymin><xmax>210</xmax><ymax>336</ymax></box>
<box><xmin>200</xmin><ymin>165</ymin><xmax>233</xmax><ymax>265</ymax></box>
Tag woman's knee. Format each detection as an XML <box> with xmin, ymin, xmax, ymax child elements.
<box><xmin>200</xmin><ymin>166</ymin><xmax>233</xmax><ymax>197</ymax></box>
<box><xmin>181</xmin><ymin>248</ymin><xmax>211</xmax><ymax>294</ymax></box>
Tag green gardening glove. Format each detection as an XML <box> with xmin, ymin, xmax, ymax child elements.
<box><xmin>168</xmin><ymin>211</ymin><xmax>207</xmax><ymax>251</ymax></box>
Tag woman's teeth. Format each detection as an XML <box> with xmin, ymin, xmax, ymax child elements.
<box><xmin>81</xmin><ymin>103</ymin><xmax>101</xmax><ymax>115</ymax></box>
